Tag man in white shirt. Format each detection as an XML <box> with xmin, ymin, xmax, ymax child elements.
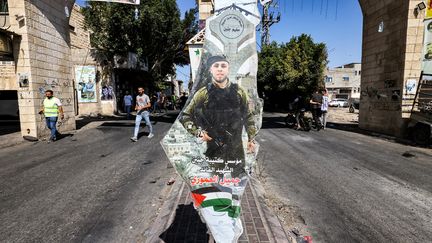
<box><xmin>131</xmin><ymin>87</ymin><xmax>154</xmax><ymax>141</ymax></box>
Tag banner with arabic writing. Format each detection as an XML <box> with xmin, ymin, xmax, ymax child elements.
<box><xmin>162</xmin><ymin>1</ymin><xmax>262</xmax><ymax>242</ymax></box>
<box><xmin>87</xmin><ymin>0</ymin><xmax>140</xmax><ymax>5</ymax></box>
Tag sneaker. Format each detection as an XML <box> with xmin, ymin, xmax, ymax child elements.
<box><xmin>148</xmin><ymin>133</ymin><xmax>154</xmax><ymax>138</ymax></box>
<box><xmin>130</xmin><ymin>136</ymin><xmax>138</xmax><ymax>142</ymax></box>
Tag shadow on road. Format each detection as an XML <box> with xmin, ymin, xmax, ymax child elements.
<box><xmin>76</xmin><ymin>112</ymin><xmax>179</xmax><ymax>130</ymax></box>
<box><xmin>261</xmin><ymin>115</ymin><xmax>431</xmax><ymax>148</ymax></box>
<box><xmin>261</xmin><ymin>116</ymin><xmax>287</xmax><ymax>129</ymax></box>
<box><xmin>0</xmin><ymin>115</ymin><xmax>20</xmax><ymax>136</ymax></box>
<box><xmin>159</xmin><ymin>203</ymin><xmax>209</xmax><ymax>243</ymax></box>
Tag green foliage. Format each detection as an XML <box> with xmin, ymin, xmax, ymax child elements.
<box><xmin>82</xmin><ymin>0</ymin><xmax>198</xmax><ymax>86</ymax></box>
<box><xmin>257</xmin><ymin>34</ymin><xmax>328</xmax><ymax>109</ymax></box>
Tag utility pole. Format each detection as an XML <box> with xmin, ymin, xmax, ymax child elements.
<box><xmin>260</xmin><ymin>0</ymin><xmax>280</xmax><ymax>47</ymax></box>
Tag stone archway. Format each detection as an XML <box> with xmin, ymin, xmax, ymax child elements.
<box><xmin>64</xmin><ymin>0</ymin><xmax>430</xmax><ymax>137</ymax></box>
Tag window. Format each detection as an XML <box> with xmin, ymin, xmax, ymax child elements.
<box><xmin>0</xmin><ymin>33</ymin><xmax>13</xmax><ymax>61</ymax></box>
<box><xmin>342</xmin><ymin>77</ymin><xmax>350</xmax><ymax>81</ymax></box>
<box><xmin>69</xmin><ymin>25</ymin><xmax>76</xmax><ymax>33</ymax></box>
<box><xmin>0</xmin><ymin>0</ymin><xmax>8</xmax><ymax>14</ymax></box>
<box><xmin>325</xmin><ymin>76</ymin><xmax>333</xmax><ymax>83</ymax></box>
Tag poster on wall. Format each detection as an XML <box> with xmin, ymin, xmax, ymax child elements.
<box><xmin>75</xmin><ymin>66</ymin><xmax>97</xmax><ymax>103</ymax></box>
<box><xmin>422</xmin><ymin>19</ymin><xmax>432</xmax><ymax>75</ymax></box>
<box><xmin>162</xmin><ymin>1</ymin><xmax>263</xmax><ymax>242</ymax></box>
<box><xmin>405</xmin><ymin>78</ymin><xmax>418</xmax><ymax>95</ymax></box>
<box><xmin>427</xmin><ymin>0</ymin><xmax>432</xmax><ymax>19</ymax></box>
<box><xmin>101</xmin><ymin>85</ymin><xmax>114</xmax><ymax>100</ymax></box>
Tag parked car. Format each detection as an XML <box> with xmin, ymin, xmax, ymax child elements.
<box><xmin>329</xmin><ymin>98</ymin><xmax>349</xmax><ymax>107</ymax></box>
<box><xmin>348</xmin><ymin>98</ymin><xmax>360</xmax><ymax>113</ymax></box>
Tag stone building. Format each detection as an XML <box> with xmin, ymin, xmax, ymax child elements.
<box><xmin>324</xmin><ymin>63</ymin><xmax>361</xmax><ymax>99</ymax></box>
<box><xmin>0</xmin><ymin>0</ymin><xmax>77</xmax><ymax>139</ymax></box>
<box><xmin>69</xmin><ymin>3</ymin><xmax>116</xmax><ymax>116</ymax></box>
<box><xmin>0</xmin><ymin>0</ymin><xmax>117</xmax><ymax>139</ymax></box>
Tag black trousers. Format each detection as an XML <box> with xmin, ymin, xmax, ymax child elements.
<box><xmin>311</xmin><ymin>108</ymin><xmax>322</xmax><ymax>129</ymax></box>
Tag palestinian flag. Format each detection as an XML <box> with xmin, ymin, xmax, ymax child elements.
<box><xmin>191</xmin><ymin>186</ymin><xmax>241</xmax><ymax>218</ymax></box>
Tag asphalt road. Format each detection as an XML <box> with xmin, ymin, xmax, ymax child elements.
<box><xmin>2</xmin><ymin>111</ymin><xmax>431</xmax><ymax>243</ymax></box>
<box><xmin>0</xmin><ymin>113</ymin><xmax>178</xmax><ymax>242</ymax></box>
<box><xmin>257</xmin><ymin>113</ymin><xmax>432</xmax><ymax>242</ymax></box>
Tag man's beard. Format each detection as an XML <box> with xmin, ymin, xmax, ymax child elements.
<box><xmin>213</xmin><ymin>76</ymin><xmax>228</xmax><ymax>83</ymax></box>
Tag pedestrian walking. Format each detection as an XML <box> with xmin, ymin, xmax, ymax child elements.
<box><xmin>321</xmin><ymin>88</ymin><xmax>329</xmax><ymax>129</ymax></box>
<box><xmin>158</xmin><ymin>92</ymin><xmax>168</xmax><ymax>113</ymax></box>
<box><xmin>130</xmin><ymin>87</ymin><xmax>153</xmax><ymax>142</ymax></box>
<box><xmin>123</xmin><ymin>91</ymin><xmax>133</xmax><ymax>119</ymax></box>
<box><xmin>152</xmin><ymin>91</ymin><xmax>161</xmax><ymax>113</ymax></box>
<box><xmin>310</xmin><ymin>88</ymin><xmax>323</xmax><ymax>131</ymax></box>
<box><xmin>39</xmin><ymin>90</ymin><xmax>64</xmax><ymax>142</ymax></box>
<box><xmin>179</xmin><ymin>92</ymin><xmax>188</xmax><ymax>109</ymax></box>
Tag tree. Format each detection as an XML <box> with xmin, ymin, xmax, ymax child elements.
<box><xmin>82</xmin><ymin>0</ymin><xmax>198</xmax><ymax>87</ymax></box>
<box><xmin>257</xmin><ymin>34</ymin><xmax>328</xmax><ymax>109</ymax></box>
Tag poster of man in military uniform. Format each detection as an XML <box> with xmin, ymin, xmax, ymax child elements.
<box><xmin>162</xmin><ymin>1</ymin><xmax>262</xmax><ymax>242</ymax></box>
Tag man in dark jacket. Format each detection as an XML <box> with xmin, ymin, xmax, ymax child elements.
<box><xmin>310</xmin><ymin>89</ymin><xmax>323</xmax><ymax>131</ymax></box>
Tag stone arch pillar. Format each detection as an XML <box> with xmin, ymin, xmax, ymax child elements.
<box><xmin>357</xmin><ymin>0</ymin><xmax>422</xmax><ymax>137</ymax></box>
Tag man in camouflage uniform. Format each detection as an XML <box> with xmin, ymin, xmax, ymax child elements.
<box><xmin>180</xmin><ymin>55</ymin><xmax>256</xmax><ymax>177</ymax></box>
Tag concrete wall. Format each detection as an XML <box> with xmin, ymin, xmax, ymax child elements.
<box><xmin>358</xmin><ymin>0</ymin><xmax>422</xmax><ymax>137</ymax></box>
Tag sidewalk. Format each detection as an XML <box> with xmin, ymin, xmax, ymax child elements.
<box><xmin>145</xmin><ymin>176</ymin><xmax>295</xmax><ymax>243</ymax></box>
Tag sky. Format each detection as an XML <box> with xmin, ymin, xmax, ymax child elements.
<box><xmin>75</xmin><ymin>0</ymin><xmax>363</xmax><ymax>84</ymax></box>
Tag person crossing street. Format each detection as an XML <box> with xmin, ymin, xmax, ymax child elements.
<box><xmin>39</xmin><ymin>90</ymin><xmax>64</xmax><ymax>142</ymax></box>
<box><xmin>130</xmin><ymin>87</ymin><xmax>153</xmax><ymax>141</ymax></box>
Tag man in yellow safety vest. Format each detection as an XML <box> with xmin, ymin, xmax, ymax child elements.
<box><xmin>39</xmin><ymin>90</ymin><xmax>64</xmax><ymax>142</ymax></box>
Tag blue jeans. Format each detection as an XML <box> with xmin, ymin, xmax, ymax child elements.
<box><xmin>134</xmin><ymin>110</ymin><xmax>153</xmax><ymax>137</ymax></box>
<box><xmin>124</xmin><ymin>105</ymin><xmax>131</xmax><ymax>119</ymax></box>
<box><xmin>45</xmin><ymin>116</ymin><xmax>58</xmax><ymax>140</ymax></box>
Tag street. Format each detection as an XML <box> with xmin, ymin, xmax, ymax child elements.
<box><xmin>0</xmin><ymin>113</ymin><xmax>178</xmax><ymax>242</ymax></box>
<box><xmin>257</xmin><ymin>112</ymin><xmax>432</xmax><ymax>242</ymax></box>
<box><xmin>1</xmin><ymin>111</ymin><xmax>431</xmax><ymax>242</ymax></box>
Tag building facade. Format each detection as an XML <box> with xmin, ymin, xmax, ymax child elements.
<box><xmin>0</xmin><ymin>0</ymin><xmax>117</xmax><ymax>139</ymax></box>
<box><xmin>0</xmin><ymin>0</ymin><xmax>77</xmax><ymax>139</ymax></box>
<box><xmin>325</xmin><ymin>63</ymin><xmax>361</xmax><ymax>99</ymax></box>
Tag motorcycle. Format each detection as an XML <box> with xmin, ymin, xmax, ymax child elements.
<box><xmin>285</xmin><ymin>108</ymin><xmax>311</xmax><ymax>131</ymax></box>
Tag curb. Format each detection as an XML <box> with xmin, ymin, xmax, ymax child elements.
<box><xmin>249</xmin><ymin>178</ymin><xmax>296</xmax><ymax>243</ymax></box>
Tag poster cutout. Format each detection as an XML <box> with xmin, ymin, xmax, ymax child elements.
<box><xmin>75</xmin><ymin>66</ymin><xmax>97</xmax><ymax>103</ymax></box>
<box><xmin>162</xmin><ymin>1</ymin><xmax>262</xmax><ymax>242</ymax></box>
